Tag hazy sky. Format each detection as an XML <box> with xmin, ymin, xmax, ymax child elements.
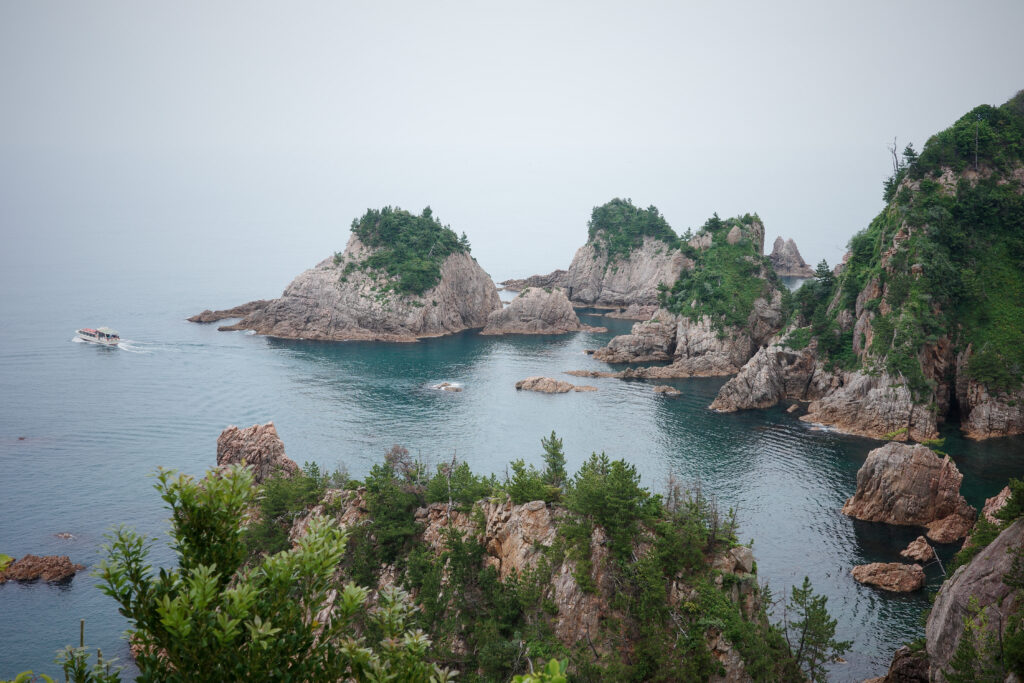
<box><xmin>2</xmin><ymin>0</ymin><xmax>1022</xmax><ymax>295</ymax></box>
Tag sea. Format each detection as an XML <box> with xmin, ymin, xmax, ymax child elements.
<box><xmin>1</xmin><ymin>248</ymin><xmax>1022</xmax><ymax>682</ymax></box>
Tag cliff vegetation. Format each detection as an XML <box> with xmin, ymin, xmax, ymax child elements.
<box><xmin>586</xmin><ymin>198</ymin><xmax>678</xmax><ymax>264</ymax></box>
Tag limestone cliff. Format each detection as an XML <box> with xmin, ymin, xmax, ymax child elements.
<box><xmin>480</xmin><ymin>287</ymin><xmax>603</xmax><ymax>335</ymax></box>
<box><xmin>207</xmin><ymin>233</ymin><xmax>500</xmax><ymax>342</ymax></box>
<box><xmin>711</xmin><ymin>92</ymin><xmax>1024</xmax><ymax>439</ymax></box>
<box><xmin>768</xmin><ymin>236</ymin><xmax>814</xmax><ymax>278</ymax></box>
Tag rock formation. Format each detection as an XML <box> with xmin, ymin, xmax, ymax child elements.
<box><xmin>900</xmin><ymin>536</ymin><xmax>936</xmax><ymax>563</ymax></box>
<box><xmin>865</xmin><ymin>645</ymin><xmax>929</xmax><ymax>683</ymax></box>
<box><xmin>196</xmin><ymin>231</ymin><xmax>501</xmax><ymax>342</ymax></box>
<box><xmin>768</xmin><ymin>237</ymin><xmax>814</xmax><ymax>278</ymax></box>
<box><xmin>981</xmin><ymin>485</ymin><xmax>1012</xmax><ymax>524</ymax></box>
<box><xmin>851</xmin><ymin>562</ymin><xmax>926</xmax><ymax>592</ymax></box>
<box><xmin>653</xmin><ymin>385</ymin><xmax>681</xmax><ymax>397</ymax></box>
<box><xmin>0</xmin><ymin>555</ymin><xmax>85</xmax><ymax>583</ymax></box>
<box><xmin>709</xmin><ymin>93</ymin><xmax>1024</xmax><ymax>440</ymax></box>
<box><xmin>514</xmin><ymin>377</ymin><xmax>596</xmax><ymax>393</ymax></box>
<box><xmin>841</xmin><ymin>443</ymin><xmax>976</xmax><ymax>543</ymax></box>
<box><xmin>498</xmin><ymin>270</ymin><xmax>567</xmax><ymax>292</ymax></box>
<box><xmin>926</xmin><ymin>518</ymin><xmax>1024</xmax><ymax>679</ymax></box>
<box><xmin>604</xmin><ymin>304</ymin><xmax>659</xmax><ymax>320</ymax></box>
<box><xmin>216</xmin><ymin>422</ymin><xmax>298</xmax><ymax>484</ymax></box>
<box><xmin>187</xmin><ymin>300</ymin><xmax>272</xmax><ymax>323</ymax></box>
<box><xmin>480</xmin><ymin>288</ymin><xmax>604</xmax><ymax>335</ymax></box>
<box><xmin>562</xmin><ymin>236</ymin><xmax>690</xmax><ymax>308</ymax></box>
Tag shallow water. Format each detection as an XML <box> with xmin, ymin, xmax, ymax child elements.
<box><xmin>1</xmin><ymin>263</ymin><xmax>1022</xmax><ymax>681</ymax></box>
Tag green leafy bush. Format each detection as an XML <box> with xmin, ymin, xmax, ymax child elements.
<box><xmin>587</xmin><ymin>198</ymin><xmax>678</xmax><ymax>263</ymax></box>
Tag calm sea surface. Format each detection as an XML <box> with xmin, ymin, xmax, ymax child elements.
<box><xmin>1</xmin><ymin>257</ymin><xmax>1022</xmax><ymax>682</ymax></box>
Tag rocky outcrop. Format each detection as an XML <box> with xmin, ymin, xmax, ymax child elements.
<box><xmin>210</xmin><ymin>235</ymin><xmax>501</xmax><ymax>342</ymax></box>
<box><xmin>900</xmin><ymin>536</ymin><xmax>936</xmax><ymax>563</ymax></box>
<box><xmin>841</xmin><ymin>443</ymin><xmax>976</xmax><ymax>543</ymax></box>
<box><xmin>216</xmin><ymin>422</ymin><xmax>298</xmax><ymax>484</ymax></box>
<box><xmin>868</xmin><ymin>646</ymin><xmax>929</xmax><ymax>683</ymax></box>
<box><xmin>0</xmin><ymin>555</ymin><xmax>85</xmax><ymax>583</ymax></box>
<box><xmin>563</xmin><ymin>236</ymin><xmax>690</xmax><ymax>308</ymax></box>
<box><xmin>710</xmin><ymin>342</ymin><xmax>834</xmax><ymax>412</ymax></box>
<box><xmin>956</xmin><ymin>348</ymin><xmax>1024</xmax><ymax>438</ymax></box>
<box><xmin>768</xmin><ymin>237</ymin><xmax>814</xmax><ymax>278</ymax></box>
<box><xmin>188</xmin><ymin>299</ymin><xmax>271</xmax><ymax>323</ymax></box>
<box><xmin>481</xmin><ymin>288</ymin><xmax>604</xmax><ymax>335</ymax></box>
<box><xmin>604</xmin><ymin>304</ymin><xmax>659</xmax><ymax>320</ymax></box>
<box><xmin>592</xmin><ymin>288</ymin><xmax>785</xmax><ymax>378</ymax></box>
<box><xmin>514</xmin><ymin>377</ymin><xmax>596</xmax><ymax>393</ymax></box>
<box><xmin>654</xmin><ymin>385</ymin><xmax>681</xmax><ymax>397</ymax></box>
<box><xmin>498</xmin><ymin>270</ymin><xmax>567</xmax><ymax>292</ymax></box>
<box><xmin>981</xmin><ymin>486</ymin><xmax>1012</xmax><ymax>524</ymax></box>
<box><xmin>926</xmin><ymin>518</ymin><xmax>1024</xmax><ymax>680</ymax></box>
<box><xmin>852</xmin><ymin>562</ymin><xmax>926</xmax><ymax>592</ymax></box>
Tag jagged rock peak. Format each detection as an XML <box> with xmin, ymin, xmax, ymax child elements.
<box><xmin>768</xmin><ymin>236</ymin><xmax>815</xmax><ymax>277</ymax></box>
<box><xmin>216</xmin><ymin>422</ymin><xmax>298</xmax><ymax>485</ymax></box>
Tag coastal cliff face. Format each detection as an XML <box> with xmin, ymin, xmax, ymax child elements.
<box><xmin>216</xmin><ymin>234</ymin><xmax>500</xmax><ymax>342</ymax></box>
<box><xmin>481</xmin><ymin>287</ymin><xmax>601</xmax><ymax>335</ymax></box>
<box><xmin>563</xmin><ymin>236</ymin><xmax>690</xmax><ymax>307</ymax></box>
<box><xmin>768</xmin><ymin>236</ymin><xmax>814</xmax><ymax>278</ymax></box>
<box><xmin>925</xmin><ymin>518</ymin><xmax>1024</xmax><ymax>680</ymax></box>
<box><xmin>710</xmin><ymin>92</ymin><xmax>1024</xmax><ymax>440</ymax></box>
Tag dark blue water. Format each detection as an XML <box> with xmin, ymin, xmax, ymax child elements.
<box><xmin>1</xmin><ymin>259</ymin><xmax>1022</xmax><ymax>681</ymax></box>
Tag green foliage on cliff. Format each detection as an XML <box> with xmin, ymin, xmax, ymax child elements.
<box><xmin>587</xmin><ymin>198</ymin><xmax>678</xmax><ymax>263</ymax></box>
<box><xmin>347</xmin><ymin>205</ymin><xmax>470</xmax><ymax>296</ymax></box>
<box><xmin>797</xmin><ymin>92</ymin><xmax>1024</xmax><ymax>396</ymax></box>
<box><xmin>658</xmin><ymin>214</ymin><xmax>780</xmax><ymax>332</ymax></box>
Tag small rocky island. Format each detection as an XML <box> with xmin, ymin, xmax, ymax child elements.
<box><xmin>481</xmin><ymin>287</ymin><xmax>605</xmax><ymax>335</ymax></box>
<box><xmin>191</xmin><ymin>207</ymin><xmax>501</xmax><ymax>342</ymax></box>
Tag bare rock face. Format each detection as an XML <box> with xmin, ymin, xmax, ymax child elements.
<box><xmin>710</xmin><ymin>342</ymin><xmax>834</xmax><ymax>412</ymax></box>
<box><xmin>213</xmin><ymin>235</ymin><xmax>501</xmax><ymax>342</ymax></box>
<box><xmin>851</xmin><ymin>562</ymin><xmax>926</xmax><ymax>592</ymax></box>
<box><xmin>513</xmin><ymin>377</ymin><xmax>573</xmax><ymax>393</ymax></box>
<box><xmin>654</xmin><ymin>385</ymin><xmax>682</xmax><ymax>397</ymax></box>
<box><xmin>481</xmin><ymin>287</ymin><xmax>603</xmax><ymax>335</ymax></box>
<box><xmin>900</xmin><ymin>536</ymin><xmax>936</xmax><ymax>563</ymax></box>
<box><xmin>564</xmin><ymin>236</ymin><xmax>689</xmax><ymax>307</ymax></box>
<box><xmin>188</xmin><ymin>299</ymin><xmax>271</xmax><ymax>323</ymax></box>
<box><xmin>841</xmin><ymin>443</ymin><xmax>976</xmax><ymax>543</ymax></box>
<box><xmin>0</xmin><ymin>555</ymin><xmax>85</xmax><ymax>583</ymax></box>
<box><xmin>498</xmin><ymin>270</ymin><xmax>568</xmax><ymax>292</ymax></box>
<box><xmin>926</xmin><ymin>518</ymin><xmax>1024</xmax><ymax>680</ymax></box>
<box><xmin>981</xmin><ymin>485</ymin><xmax>1012</xmax><ymax>524</ymax></box>
<box><xmin>871</xmin><ymin>645</ymin><xmax>929</xmax><ymax>683</ymax></box>
<box><xmin>768</xmin><ymin>237</ymin><xmax>815</xmax><ymax>278</ymax></box>
<box><xmin>216</xmin><ymin>422</ymin><xmax>298</xmax><ymax>484</ymax></box>
<box><xmin>594</xmin><ymin>289</ymin><xmax>785</xmax><ymax>378</ymax></box>
<box><xmin>956</xmin><ymin>348</ymin><xmax>1024</xmax><ymax>438</ymax></box>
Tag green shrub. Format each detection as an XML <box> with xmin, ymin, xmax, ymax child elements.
<box><xmin>587</xmin><ymin>198</ymin><xmax>678</xmax><ymax>263</ymax></box>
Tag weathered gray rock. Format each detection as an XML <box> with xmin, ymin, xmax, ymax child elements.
<box><xmin>926</xmin><ymin>518</ymin><xmax>1024</xmax><ymax>680</ymax></box>
<box><xmin>563</xmin><ymin>236</ymin><xmax>690</xmax><ymax>307</ymax></box>
<box><xmin>188</xmin><ymin>299</ymin><xmax>272</xmax><ymax>323</ymax></box>
<box><xmin>981</xmin><ymin>486</ymin><xmax>1012</xmax><ymax>524</ymax></box>
<box><xmin>653</xmin><ymin>385</ymin><xmax>681</xmax><ymax>397</ymax></box>
<box><xmin>956</xmin><ymin>347</ymin><xmax>1024</xmax><ymax>439</ymax></box>
<box><xmin>768</xmin><ymin>237</ymin><xmax>814</xmax><ymax>278</ymax></box>
<box><xmin>852</xmin><ymin>562</ymin><xmax>926</xmax><ymax>592</ymax></box>
<box><xmin>481</xmin><ymin>287</ymin><xmax>603</xmax><ymax>335</ymax></box>
<box><xmin>710</xmin><ymin>342</ymin><xmax>834</xmax><ymax>412</ymax></box>
<box><xmin>592</xmin><ymin>312</ymin><xmax>678</xmax><ymax>363</ymax></box>
<box><xmin>514</xmin><ymin>377</ymin><xmax>577</xmax><ymax>394</ymax></box>
<box><xmin>871</xmin><ymin>645</ymin><xmax>929</xmax><ymax>683</ymax></box>
<box><xmin>215</xmin><ymin>235</ymin><xmax>501</xmax><ymax>342</ymax></box>
<box><xmin>841</xmin><ymin>443</ymin><xmax>976</xmax><ymax>543</ymax></box>
<box><xmin>498</xmin><ymin>270</ymin><xmax>568</xmax><ymax>292</ymax></box>
<box><xmin>900</xmin><ymin>536</ymin><xmax>936</xmax><ymax>563</ymax></box>
<box><xmin>216</xmin><ymin>422</ymin><xmax>299</xmax><ymax>484</ymax></box>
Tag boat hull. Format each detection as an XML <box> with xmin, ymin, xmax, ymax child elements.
<box><xmin>76</xmin><ymin>329</ymin><xmax>120</xmax><ymax>346</ymax></box>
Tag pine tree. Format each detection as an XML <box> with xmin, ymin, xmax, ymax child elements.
<box><xmin>784</xmin><ymin>576</ymin><xmax>851</xmax><ymax>683</ymax></box>
<box><xmin>541</xmin><ymin>430</ymin><xmax>567</xmax><ymax>488</ymax></box>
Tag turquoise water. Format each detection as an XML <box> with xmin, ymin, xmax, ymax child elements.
<box><xmin>1</xmin><ymin>264</ymin><xmax>1022</xmax><ymax>681</ymax></box>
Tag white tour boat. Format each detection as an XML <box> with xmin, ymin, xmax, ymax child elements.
<box><xmin>76</xmin><ymin>327</ymin><xmax>121</xmax><ymax>346</ymax></box>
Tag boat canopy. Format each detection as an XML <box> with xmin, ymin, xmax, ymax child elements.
<box><xmin>97</xmin><ymin>327</ymin><xmax>119</xmax><ymax>336</ymax></box>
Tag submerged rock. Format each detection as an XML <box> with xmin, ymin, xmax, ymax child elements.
<box><xmin>481</xmin><ymin>287</ymin><xmax>604</xmax><ymax>335</ymax></box>
<box><xmin>216</xmin><ymin>422</ymin><xmax>299</xmax><ymax>485</ymax></box>
<box><xmin>0</xmin><ymin>555</ymin><xmax>85</xmax><ymax>583</ymax></box>
<box><xmin>851</xmin><ymin>562</ymin><xmax>925</xmax><ymax>592</ymax></box>
<box><xmin>841</xmin><ymin>443</ymin><xmax>976</xmax><ymax>543</ymax></box>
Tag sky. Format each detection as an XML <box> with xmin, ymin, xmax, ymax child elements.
<box><xmin>2</xmin><ymin>0</ymin><xmax>1022</xmax><ymax>296</ymax></box>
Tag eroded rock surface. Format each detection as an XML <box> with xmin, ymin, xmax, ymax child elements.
<box><xmin>852</xmin><ymin>562</ymin><xmax>925</xmax><ymax>592</ymax></box>
<box><xmin>481</xmin><ymin>288</ymin><xmax>603</xmax><ymax>335</ymax></box>
<box><xmin>216</xmin><ymin>422</ymin><xmax>298</xmax><ymax>484</ymax></box>
<box><xmin>900</xmin><ymin>536</ymin><xmax>936</xmax><ymax>563</ymax></box>
<box><xmin>768</xmin><ymin>237</ymin><xmax>814</xmax><ymax>278</ymax></box>
<box><xmin>498</xmin><ymin>270</ymin><xmax>568</xmax><ymax>292</ymax></box>
<box><xmin>842</xmin><ymin>443</ymin><xmax>976</xmax><ymax>543</ymax></box>
<box><xmin>870</xmin><ymin>645</ymin><xmax>929</xmax><ymax>683</ymax></box>
<box><xmin>0</xmin><ymin>555</ymin><xmax>85</xmax><ymax>583</ymax></box>
<box><xmin>564</xmin><ymin>236</ymin><xmax>689</xmax><ymax>308</ymax></box>
<box><xmin>210</xmin><ymin>235</ymin><xmax>501</xmax><ymax>342</ymax></box>
<box><xmin>926</xmin><ymin>518</ymin><xmax>1024</xmax><ymax>679</ymax></box>
<box><xmin>188</xmin><ymin>299</ymin><xmax>271</xmax><ymax>323</ymax></box>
